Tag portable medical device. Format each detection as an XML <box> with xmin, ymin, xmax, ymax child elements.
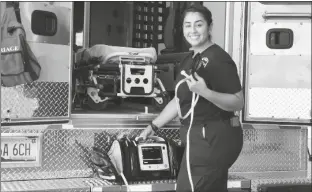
<box><xmin>107</xmin><ymin>136</ymin><xmax>183</xmax><ymax>183</ymax></box>
<box><xmin>137</xmin><ymin>138</ymin><xmax>170</xmax><ymax>171</ymax></box>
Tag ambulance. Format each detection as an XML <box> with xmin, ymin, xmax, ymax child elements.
<box><xmin>1</xmin><ymin>1</ymin><xmax>311</xmax><ymax>192</ymax></box>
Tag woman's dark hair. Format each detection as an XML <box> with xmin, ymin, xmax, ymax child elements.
<box><xmin>181</xmin><ymin>4</ymin><xmax>213</xmax><ymax>27</ymax></box>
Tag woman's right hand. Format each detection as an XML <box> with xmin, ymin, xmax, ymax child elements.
<box><xmin>139</xmin><ymin>125</ymin><xmax>155</xmax><ymax>141</ymax></box>
<box><xmin>138</xmin><ymin>98</ymin><xmax>179</xmax><ymax>141</ymax></box>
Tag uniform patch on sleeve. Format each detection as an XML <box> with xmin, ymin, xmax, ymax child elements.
<box><xmin>201</xmin><ymin>57</ymin><xmax>209</xmax><ymax>68</ymax></box>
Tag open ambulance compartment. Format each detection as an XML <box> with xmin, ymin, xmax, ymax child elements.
<box><xmin>0</xmin><ymin>1</ymin><xmax>190</xmax><ymax>124</ymax></box>
<box><xmin>71</xmin><ymin>2</ymin><xmax>186</xmax><ymax>116</ymax></box>
<box><xmin>0</xmin><ymin>0</ymin><xmax>182</xmax><ymax>182</ymax></box>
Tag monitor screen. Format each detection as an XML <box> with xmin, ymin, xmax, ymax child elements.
<box><xmin>141</xmin><ymin>146</ymin><xmax>163</xmax><ymax>164</ymax></box>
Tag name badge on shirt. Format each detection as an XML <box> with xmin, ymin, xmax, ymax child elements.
<box><xmin>230</xmin><ymin>116</ymin><xmax>241</xmax><ymax>128</ymax></box>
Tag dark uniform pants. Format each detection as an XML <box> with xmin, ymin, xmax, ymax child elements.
<box><xmin>176</xmin><ymin>119</ymin><xmax>243</xmax><ymax>192</ymax></box>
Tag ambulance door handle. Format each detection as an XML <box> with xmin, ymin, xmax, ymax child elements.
<box><xmin>263</xmin><ymin>12</ymin><xmax>312</xmax><ymax>19</ymax></box>
<box><xmin>269</xmin><ymin>31</ymin><xmax>286</xmax><ymax>46</ymax></box>
<box><xmin>269</xmin><ymin>32</ymin><xmax>279</xmax><ymax>46</ymax></box>
<box><xmin>266</xmin><ymin>29</ymin><xmax>293</xmax><ymax>49</ymax></box>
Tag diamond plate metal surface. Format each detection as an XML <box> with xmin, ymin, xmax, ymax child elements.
<box><xmin>252</xmin><ymin>177</ymin><xmax>312</xmax><ymax>192</ymax></box>
<box><xmin>1</xmin><ymin>126</ymin><xmax>308</xmax><ymax>184</ymax></box>
<box><xmin>1</xmin><ymin>82</ymin><xmax>69</xmax><ymax>122</ymax></box>
<box><xmin>247</xmin><ymin>88</ymin><xmax>311</xmax><ymax>121</ymax></box>
<box><xmin>229</xmin><ymin>128</ymin><xmax>308</xmax><ymax>173</ymax></box>
<box><xmin>1</xmin><ymin>125</ymin><xmax>48</xmax><ymax>134</ymax></box>
<box><xmin>83</xmin><ymin>178</ymin><xmax>115</xmax><ymax>188</ymax></box>
<box><xmin>250</xmin><ymin>159</ymin><xmax>312</xmax><ymax>191</ymax></box>
<box><xmin>1</xmin><ymin>178</ymin><xmax>91</xmax><ymax>192</ymax></box>
<box><xmin>0</xmin><ymin>127</ymin><xmax>179</xmax><ymax>181</ymax></box>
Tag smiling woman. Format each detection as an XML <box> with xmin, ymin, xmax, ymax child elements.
<box><xmin>139</xmin><ymin>4</ymin><xmax>244</xmax><ymax>192</ymax></box>
<box><xmin>182</xmin><ymin>7</ymin><xmax>213</xmax><ymax>52</ymax></box>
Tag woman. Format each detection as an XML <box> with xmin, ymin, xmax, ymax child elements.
<box><xmin>140</xmin><ymin>4</ymin><xmax>244</xmax><ymax>192</ymax></box>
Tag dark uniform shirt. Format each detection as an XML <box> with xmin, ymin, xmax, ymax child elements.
<box><xmin>175</xmin><ymin>44</ymin><xmax>242</xmax><ymax>125</ymax></box>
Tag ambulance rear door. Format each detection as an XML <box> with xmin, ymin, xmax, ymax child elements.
<box><xmin>243</xmin><ymin>1</ymin><xmax>311</xmax><ymax>125</ymax></box>
<box><xmin>1</xmin><ymin>2</ymin><xmax>73</xmax><ymax>125</ymax></box>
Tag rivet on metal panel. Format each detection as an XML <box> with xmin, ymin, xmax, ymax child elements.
<box><xmin>3</xmin><ymin>109</ymin><xmax>12</xmax><ymax>122</ymax></box>
<box><xmin>300</xmin><ymin>22</ymin><xmax>303</xmax><ymax>25</ymax></box>
<box><xmin>251</xmin><ymin>22</ymin><xmax>254</xmax><ymax>25</ymax></box>
<box><xmin>275</xmin><ymin>22</ymin><xmax>277</xmax><ymax>25</ymax></box>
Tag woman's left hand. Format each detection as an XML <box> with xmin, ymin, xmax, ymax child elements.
<box><xmin>186</xmin><ymin>72</ymin><xmax>208</xmax><ymax>95</ymax></box>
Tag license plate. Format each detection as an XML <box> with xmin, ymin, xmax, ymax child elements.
<box><xmin>228</xmin><ymin>180</ymin><xmax>242</xmax><ymax>188</ymax></box>
<box><xmin>1</xmin><ymin>133</ymin><xmax>43</xmax><ymax>168</ymax></box>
